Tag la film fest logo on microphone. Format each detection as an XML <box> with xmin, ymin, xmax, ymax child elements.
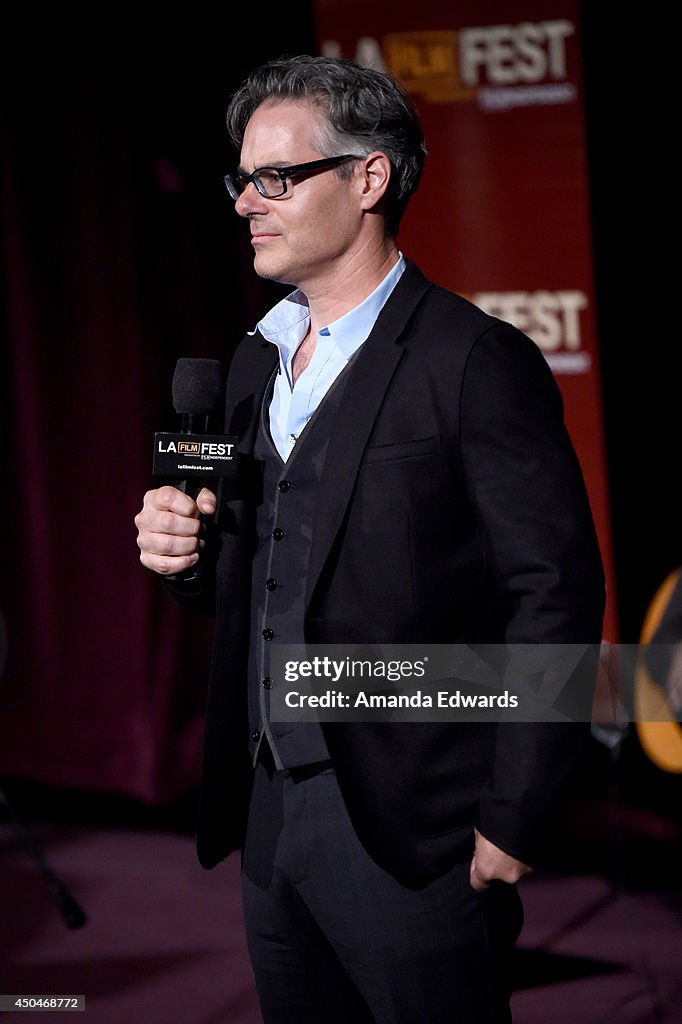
<box><xmin>153</xmin><ymin>435</ymin><xmax>238</xmax><ymax>477</ymax></box>
<box><xmin>153</xmin><ymin>356</ymin><xmax>239</xmax><ymax>480</ymax></box>
<box><xmin>156</xmin><ymin>437</ymin><xmax>236</xmax><ymax>458</ymax></box>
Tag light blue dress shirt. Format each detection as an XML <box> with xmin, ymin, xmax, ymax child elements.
<box><xmin>253</xmin><ymin>255</ymin><xmax>406</xmax><ymax>461</ymax></box>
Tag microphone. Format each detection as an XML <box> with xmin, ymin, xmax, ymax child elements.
<box><xmin>153</xmin><ymin>357</ymin><xmax>237</xmax><ymax>496</ymax></box>
<box><xmin>172</xmin><ymin>357</ymin><xmax>222</xmax><ymax>439</ymax></box>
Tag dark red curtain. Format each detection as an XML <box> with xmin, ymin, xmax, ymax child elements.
<box><xmin>0</xmin><ymin>9</ymin><xmax>314</xmax><ymax>803</ymax></box>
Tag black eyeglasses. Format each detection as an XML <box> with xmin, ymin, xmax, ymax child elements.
<box><xmin>224</xmin><ymin>154</ymin><xmax>359</xmax><ymax>200</ymax></box>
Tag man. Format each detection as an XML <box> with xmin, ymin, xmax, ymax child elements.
<box><xmin>135</xmin><ymin>55</ymin><xmax>605</xmax><ymax>1023</ymax></box>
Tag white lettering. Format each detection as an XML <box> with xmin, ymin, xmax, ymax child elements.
<box><xmin>459</xmin><ymin>20</ymin><xmax>574</xmax><ymax>87</ymax></box>
<box><xmin>199</xmin><ymin>442</ymin><xmax>235</xmax><ymax>457</ymax></box>
<box><xmin>353</xmin><ymin>691</ymin><xmax>432</xmax><ymax>708</ymax></box>
<box><xmin>437</xmin><ymin>691</ymin><xmax>519</xmax><ymax>708</ymax></box>
<box><xmin>473</xmin><ymin>290</ymin><xmax>588</xmax><ymax>353</ymax></box>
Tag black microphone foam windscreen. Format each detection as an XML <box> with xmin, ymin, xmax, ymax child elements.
<box><xmin>172</xmin><ymin>358</ymin><xmax>222</xmax><ymax>415</ymax></box>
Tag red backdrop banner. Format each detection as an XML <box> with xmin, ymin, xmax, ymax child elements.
<box><xmin>315</xmin><ymin>0</ymin><xmax>617</xmax><ymax>640</ymax></box>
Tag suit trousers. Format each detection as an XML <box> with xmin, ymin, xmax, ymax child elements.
<box><xmin>241</xmin><ymin>747</ymin><xmax>524</xmax><ymax>1023</ymax></box>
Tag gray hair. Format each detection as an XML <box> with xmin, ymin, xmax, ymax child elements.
<box><xmin>226</xmin><ymin>55</ymin><xmax>427</xmax><ymax>236</ymax></box>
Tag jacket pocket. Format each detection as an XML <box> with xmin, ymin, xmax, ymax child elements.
<box><xmin>363</xmin><ymin>435</ymin><xmax>440</xmax><ymax>463</ymax></box>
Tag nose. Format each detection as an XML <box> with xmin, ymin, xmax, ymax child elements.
<box><xmin>235</xmin><ymin>180</ymin><xmax>268</xmax><ymax>218</ymax></box>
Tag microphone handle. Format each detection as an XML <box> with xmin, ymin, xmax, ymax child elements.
<box><xmin>179</xmin><ymin>413</ymin><xmax>210</xmax><ymax>434</ymax></box>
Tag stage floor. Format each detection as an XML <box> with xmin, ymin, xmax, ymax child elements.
<box><xmin>1</xmin><ymin>787</ymin><xmax>680</xmax><ymax>1023</ymax></box>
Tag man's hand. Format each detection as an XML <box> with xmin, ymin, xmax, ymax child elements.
<box><xmin>135</xmin><ymin>485</ymin><xmax>216</xmax><ymax>576</ymax></box>
<box><xmin>469</xmin><ymin>828</ymin><xmax>532</xmax><ymax>892</ymax></box>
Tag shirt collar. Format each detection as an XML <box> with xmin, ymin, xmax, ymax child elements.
<box><xmin>252</xmin><ymin>254</ymin><xmax>406</xmax><ymax>365</ymax></box>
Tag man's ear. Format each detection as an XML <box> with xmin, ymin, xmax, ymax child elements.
<box><xmin>358</xmin><ymin>151</ymin><xmax>392</xmax><ymax>212</ymax></box>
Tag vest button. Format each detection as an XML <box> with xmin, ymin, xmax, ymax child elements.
<box><xmin>265</xmin><ymin>578</ymin><xmax>278</xmax><ymax>591</ymax></box>
<box><xmin>262</xmin><ymin>628</ymin><xmax>274</xmax><ymax>640</ymax></box>
<box><xmin>251</xmin><ymin>730</ymin><xmax>261</xmax><ymax>742</ymax></box>
<box><xmin>272</xmin><ymin>527</ymin><xmax>285</xmax><ymax>541</ymax></box>
<box><xmin>262</xmin><ymin>677</ymin><xmax>274</xmax><ymax>690</ymax></box>
<box><xmin>278</xmin><ymin>480</ymin><xmax>291</xmax><ymax>493</ymax></box>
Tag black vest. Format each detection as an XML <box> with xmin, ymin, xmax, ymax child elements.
<box><xmin>247</xmin><ymin>364</ymin><xmax>354</xmax><ymax>769</ymax></box>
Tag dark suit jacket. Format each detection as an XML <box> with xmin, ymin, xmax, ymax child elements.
<box><xmin>168</xmin><ymin>261</ymin><xmax>605</xmax><ymax>885</ymax></box>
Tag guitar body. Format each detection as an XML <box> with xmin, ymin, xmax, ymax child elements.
<box><xmin>635</xmin><ymin>570</ymin><xmax>682</xmax><ymax>773</ymax></box>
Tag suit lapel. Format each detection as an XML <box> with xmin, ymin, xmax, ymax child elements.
<box><xmin>226</xmin><ymin>334</ymin><xmax>278</xmax><ymax>454</ymax></box>
<box><xmin>305</xmin><ymin>262</ymin><xmax>431</xmax><ymax>610</ymax></box>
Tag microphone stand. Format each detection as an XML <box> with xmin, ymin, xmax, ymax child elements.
<box><xmin>0</xmin><ymin>783</ymin><xmax>87</xmax><ymax>929</ymax></box>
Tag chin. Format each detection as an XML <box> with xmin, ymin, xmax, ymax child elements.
<box><xmin>254</xmin><ymin>255</ymin><xmax>297</xmax><ymax>286</ymax></box>
<box><xmin>253</xmin><ymin>251</ymin><xmax>281</xmax><ymax>277</ymax></box>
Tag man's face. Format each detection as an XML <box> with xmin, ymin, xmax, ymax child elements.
<box><xmin>235</xmin><ymin>100</ymin><xmax>365</xmax><ymax>290</ymax></box>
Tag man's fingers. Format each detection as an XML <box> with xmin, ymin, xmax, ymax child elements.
<box><xmin>196</xmin><ymin>487</ymin><xmax>217</xmax><ymax>515</ymax></box>
<box><xmin>150</xmin><ymin>484</ymin><xmax>203</xmax><ymax>514</ymax></box>
<box><xmin>469</xmin><ymin>829</ymin><xmax>532</xmax><ymax>891</ymax></box>
<box><xmin>469</xmin><ymin>860</ymin><xmax>489</xmax><ymax>893</ymax></box>
<box><xmin>136</xmin><ymin>530</ymin><xmax>204</xmax><ymax>558</ymax></box>
<box><xmin>151</xmin><ymin>508</ymin><xmax>203</xmax><ymax>537</ymax></box>
<box><xmin>135</xmin><ymin>485</ymin><xmax>212</xmax><ymax>577</ymax></box>
<box><xmin>136</xmin><ymin>526</ymin><xmax>203</xmax><ymax>575</ymax></box>
<box><xmin>139</xmin><ymin>549</ymin><xmax>200</xmax><ymax>576</ymax></box>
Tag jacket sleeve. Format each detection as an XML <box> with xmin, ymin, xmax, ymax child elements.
<box><xmin>162</xmin><ymin>550</ymin><xmax>218</xmax><ymax>617</ymax></box>
<box><xmin>458</xmin><ymin>321</ymin><xmax>605</xmax><ymax>863</ymax></box>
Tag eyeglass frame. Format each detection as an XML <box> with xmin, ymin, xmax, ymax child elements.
<box><xmin>224</xmin><ymin>154</ymin><xmax>361</xmax><ymax>200</ymax></box>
